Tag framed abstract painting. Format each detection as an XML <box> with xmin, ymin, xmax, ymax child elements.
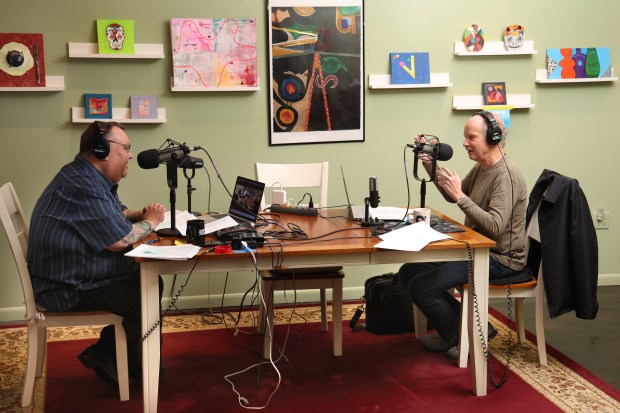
<box><xmin>84</xmin><ymin>93</ymin><xmax>112</xmax><ymax>119</ymax></box>
<box><xmin>481</xmin><ymin>82</ymin><xmax>507</xmax><ymax>106</ymax></box>
<box><xmin>269</xmin><ymin>0</ymin><xmax>364</xmax><ymax>145</ymax></box>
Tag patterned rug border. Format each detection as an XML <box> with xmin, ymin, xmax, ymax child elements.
<box><xmin>1</xmin><ymin>304</ymin><xmax>619</xmax><ymax>413</ymax></box>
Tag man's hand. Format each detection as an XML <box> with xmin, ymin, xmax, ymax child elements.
<box><xmin>108</xmin><ymin>203</ymin><xmax>167</xmax><ymax>251</ymax></box>
<box><xmin>140</xmin><ymin>203</ymin><xmax>166</xmax><ymax>228</ymax></box>
<box><xmin>435</xmin><ymin>167</ymin><xmax>464</xmax><ymax>202</ymax></box>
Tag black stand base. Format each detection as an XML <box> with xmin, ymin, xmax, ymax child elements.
<box><xmin>361</xmin><ymin>219</ymin><xmax>384</xmax><ymax>227</ymax></box>
<box><xmin>157</xmin><ymin>227</ymin><xmax>182</xmax><ymax>237</ymax></box>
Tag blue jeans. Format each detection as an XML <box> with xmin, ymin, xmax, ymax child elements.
<box><xmin>398</xmin><ymin>258</ymin><xmax>519</xmax><ymax>345</ymax></box>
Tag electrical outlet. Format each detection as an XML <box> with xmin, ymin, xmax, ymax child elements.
<box><xmin>593</xmin><ymin>209</ymin><xmax>611</xmax><ymax>229</ymax></box>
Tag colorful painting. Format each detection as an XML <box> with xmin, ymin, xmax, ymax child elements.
<box><xmin>131</xmin><ymin>95</ymin><xmax>158</xmax><ymax>119</ymax></box>
<box><xmin>389</xmin><ymin>52</ymin><xmax>430</xmax><ymax>85</ymax></box>
<box><xmin>482</xmin><ymin>82</ymin><xmax>507</xmax><ymax>106</ymax></box>
<box><xmin>170</xmin><ymin>18</ymin><xmax>258</xmax><ymax>88</ymax></box>
<box><xmin>504</xmin><ymin>25</ymin><xmax>525</xmax><ymax>51</ymax></box>
<box><xmin>97</xmin><ymin>20</ymin><xmax>135</xmax><ymax>54</ymax></box>
<box><xmin>0</xmin><ymin>33</ymin><xmax>45</xmax><ymax>87</ymax></box>
<box><xmin>546</xmin><ymin>47</ymin><xmax>612</xmax><ymax>79</ymax></box>
<box><xmin>463</xmin><ymin>24</ymin><xmax>485</xmax><ymax>52</ymax></box>
<box><xmin>269</xmin><ymin>1</ymin><xmax>364</xmax><ymax>145</ymax></box>
<box><xmin>84</xmin><ymin>94</ymin><xmax>112</xmax><ymax>119</ymax></box>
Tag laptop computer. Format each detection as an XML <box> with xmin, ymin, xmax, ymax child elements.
<box><xmin>341</xmin><ymin>166</ymin><xmax>365</xmax><ymax>220</ymax></box>
<box><xmin>213</xmin><ymin>176</ymin><xmax>265</xmax><ymax>241</ymax></box>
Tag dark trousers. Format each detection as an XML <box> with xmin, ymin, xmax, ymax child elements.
<box><xmin>398</xmin><ymin>257</ymin><xmax>519</xmax><ymax>345</ymax></box>
<box><xmin>71</xmin><ymin>275</ymin><xmax>163</xmax><ymax>379</ymax></box>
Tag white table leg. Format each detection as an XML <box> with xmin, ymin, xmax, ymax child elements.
<box><xmin>141</xmin><ymin>262</ymin><xmax>161</xmax><ymax>413</ymax></box>
<box><xmin>468</xmin><ymin>247</ymin><xmax>489</xmax><ymax>396</ymax></box>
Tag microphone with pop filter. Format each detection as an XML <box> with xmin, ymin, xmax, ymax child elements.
<box><xmin>409</xmin><ymin>136</ymin><xmax>453</xmax><ymax>208</ymax></box>
<box><xmin>407</xmin><ymin>142</ymin><xmax>454</xmax><ymax>161</ymax></box>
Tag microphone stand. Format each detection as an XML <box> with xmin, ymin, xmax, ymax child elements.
<box><xmin>413</xmin><ymin>146</ymin><xmax>439</xmax><ymax>209</ymax></box>
<box><xmin>361</xmin><ymin>197</ymin><xmax>384</xmax><ymax>227</ymax></box>
<box><xmin>178</xmin><ymin>157</ymin><xmax>201</xmax><ymax>216</ymax></box>
<box><xmin>157</xmin><ymin>161</ymin><xmax>182</xmax><ymax>237</ymax></box>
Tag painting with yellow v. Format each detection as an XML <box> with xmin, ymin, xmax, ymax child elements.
<box><xmin>389</xmin><ymin>52</ymin><xmax>430</xmax><ymax>85</ymax></box>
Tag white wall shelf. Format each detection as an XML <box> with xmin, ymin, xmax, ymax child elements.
<box><xmin>0</xmin><ymin>76</ymin><xmax>65</xmax><ymax>92</ymax></box>
<box><xmin>170</xmin><ymin>77</ymin><xmax>260</xmax><ymax>92</ymax></box>
<box><xmin>71</xmin><ymin>107</ymin><xmax>167</xmax><ymax>123</ymax></box>
<box><xmin>452</xmin><ymin>94</ymin><xmax>534</xmax><ymax>110</ymax></box>
<box><xmin>68</xmin><ymin>42</ymin><xmax>165</xmax><ymax>59</ymax></box>
<box><xmin>368</xmin><ymin>73</ymin><xmax>452</xmax><ymax>89</ymax></box>
<box><xmin>535</xmin><ymin>68</ymin><xmax>617</xmax><ymax>83</ymax></box>
<box><xmin>454</xmin><ymin>40</ymin><xmax>537</xmax><ymax>56</ymax></box>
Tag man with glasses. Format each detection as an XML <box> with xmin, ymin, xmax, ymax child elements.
<box><xmin>28</xmin><ymin>121</ymin><xmax>166</xmax><ymax>386</ymax></box>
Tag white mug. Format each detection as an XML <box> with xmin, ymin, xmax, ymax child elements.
<box><xmin>412</xmin><ymin>207</ymin><xmax>431</xmax><ymax>225</ymax></box>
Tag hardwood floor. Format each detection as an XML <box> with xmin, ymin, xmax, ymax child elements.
<box><xmin>490</xmin><ymin>284</ymin><xmax>620</xmax><ymax>390</ymax></box>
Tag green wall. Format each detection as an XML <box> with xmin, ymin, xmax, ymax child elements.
<box><xmin>1</xmin><ymin>0</ymin><xmax>618</xmax><ymax>321</ymax></box>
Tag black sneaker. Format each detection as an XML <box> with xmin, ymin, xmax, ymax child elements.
<box><xmin>77</xmin><ymin>344</ymin><xmax>119</xmax><ymax>386</ymax></box>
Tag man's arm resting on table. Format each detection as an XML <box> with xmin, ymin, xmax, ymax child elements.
<box><xmin>107</xmin><ymin>220</ymin><xmax>156</xmax><ymax>252</ymax></box>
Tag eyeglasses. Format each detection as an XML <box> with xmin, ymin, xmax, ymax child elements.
<box><xmin>108</xmin><ymin>140</ymin><xmax>132</xmax><ymax>152</ymax></box>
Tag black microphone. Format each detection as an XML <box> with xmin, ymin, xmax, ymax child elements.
<box><xmin>177</xmin><ymin>156</ymin><xmax>204</xmax><ymax>169</ymax></box>
<box><xmin>137</xmin><ymin>145</ymin><xmax>202</xmax><ymax>169</ymax></box>
<box><xmin>407</xmin><ymin>142</ymin><xmax>454</xmax><ymax>161</ymax></box>
<box><xmin>369</xmin><ymin>176</ymin><xmax>380</xmax><ymax>208</ymax></box>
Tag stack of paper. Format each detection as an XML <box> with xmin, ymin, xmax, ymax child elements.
<box><xmin>374</xmin><ymin>221</ymin><xmax>451</xmax><ymax>252</ymax></box>
<box><xmin>125</xmin><ymin>244</ymin><xmax>201</xmax><ymax>260</ymax></box>
<box><xmin>155</xmin><ymin>210</ymin><xmax>198</xmax><ymax>236</ymax></box>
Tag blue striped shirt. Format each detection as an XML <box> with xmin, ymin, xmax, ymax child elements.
<box><xmin>27</xmin><ymin>155</ymin><xmax>137</xmax><ymax>312</ymax></box>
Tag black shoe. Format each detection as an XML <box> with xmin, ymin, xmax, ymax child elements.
<box><xmin>78</xmin><ymin>344</ymin><xmax>119</xmax><ymax>386</ymax></box>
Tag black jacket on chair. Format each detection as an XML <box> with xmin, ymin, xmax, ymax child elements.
<box><xmin>526</xmin><ymin>169</ymin><xmax>599</xmax><ymax>319</ymax></box>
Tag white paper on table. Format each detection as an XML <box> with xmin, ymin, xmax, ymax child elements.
<box><xmin>155</xmin><ymin>210</ymin><xmax>198</xmax><ymax>236</ymax></box>
<box><xmin>374</xmin><ymin>221</ymin><xmax>451</xmax><ymax>252</ymax></box>
<box><xmin>125</xmin><ymin>244</ymin><xmax>202</xmax><ymax>260</ymax></box>
<box><xmin>202</xmin><ymin>215</ymin><xmax>239</xmax><ymax>235</ymax></box>
<box><xmin>350</xmin><ymin>205</ymin><xmax>412</xmax><ymax>221</ymax></box>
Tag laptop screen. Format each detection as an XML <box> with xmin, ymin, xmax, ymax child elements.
<box><xmin>228</xmin><ymin>176</ymin><xmax>265</xmax><ymax>223</ymax></box>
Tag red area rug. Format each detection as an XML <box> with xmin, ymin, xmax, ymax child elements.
<box><xmin>43</xmin><ymin>313</ymin><xmax>577</xmax><ymax>413</ymax></box>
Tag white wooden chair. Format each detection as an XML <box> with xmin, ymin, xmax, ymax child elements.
<box><xmin>457</xmin><ymin>200</ymin><xmax>547</xmax><ymax>367</ymax></box>
<box><xmin>0</xmin><ymin>182</ymin><xmax>130</xmax><ymax>407</ymax></box>
<box><xmin>254</xmin><ymin>163</ymin><xmax>344</xmax><ymax>358</ymax></box>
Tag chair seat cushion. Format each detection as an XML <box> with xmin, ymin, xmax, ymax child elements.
<box><xmin>489</xmin><ymin>266</ymin><xmax>534</xmax><ymax>286</ymax></box>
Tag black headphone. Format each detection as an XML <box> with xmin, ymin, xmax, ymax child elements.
<box><xmin>92</xmin><ymin>121</ymin><xmax>110</xmax><ymax>160</ymax></box>
<box><xmin>476</xmin><ymin>111</ymin><xmax>502</xmax><ymax>146</ymax></box>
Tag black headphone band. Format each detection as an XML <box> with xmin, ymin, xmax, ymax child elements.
<box><xmin>92</xmin><ymin>121</ymin><xmax>110</xmax><ymax>159</ymax></box>
<box><xmin>476</xmin><ymin>111</ymin><xmax>502</xmax><ymax>145</ymax></box>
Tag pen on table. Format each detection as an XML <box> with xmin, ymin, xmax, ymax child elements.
<box><xmin>143</xmin><ymin>238</ymin><xmax>161</xmax><ymax>245</ymax></box>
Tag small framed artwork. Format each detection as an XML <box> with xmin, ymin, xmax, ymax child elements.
<box><xmin>390</xmin><ymin>52</ymin><xmax>430</xmax><ymax>85</ymax></box>
<box><xmin>481</xmin><ymin>82</ymin><xmax>507</xmax><ymax>105</ymax></box>
<box><xmin>84</xmin><ymin>93</ymin><xmax>112</xmax><ymax>119</ymax></box>
<box><xmin>0</xmin><ymin>33</ymin><xmax>46</xmax><ymax>87</ymax></box>
<box><xmin>130</xmin><ymin>95</ymin><xmax>158</xmax><ymax>119</ymax></box>
<box><xmin>97</xmin><ymin>19</ymin><xmax>135</xmax><ymax>54</ymax></box>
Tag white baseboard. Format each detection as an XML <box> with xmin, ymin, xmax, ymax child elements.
<box><xmin>598</xmin><ymin>273</ymin><xmax>620</xmax><ymax>286</ymax></box>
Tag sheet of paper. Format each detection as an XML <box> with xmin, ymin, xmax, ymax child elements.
<box><xmin>125</xmin><ymin>244</ymin><xmax>201</xmax><ymax>260</ymax></box>
<box><xmin>374</xmin><ymin>221</ymin><xmax>451</xmax><ymax>252</ymax></box>
<box><xmin>155</xmin><ymin>210</ymin><xmax>197</xmax><ymax>236</ymax></box>
<box><xmin>351</xmin><ymin>205</ymin><xmax>413</xmax><ymax>221</ymax></box>
<box><xmin>203</xmin><ymin>215</ymin><xmax>239</xmax><ymax>235</ymax></box>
